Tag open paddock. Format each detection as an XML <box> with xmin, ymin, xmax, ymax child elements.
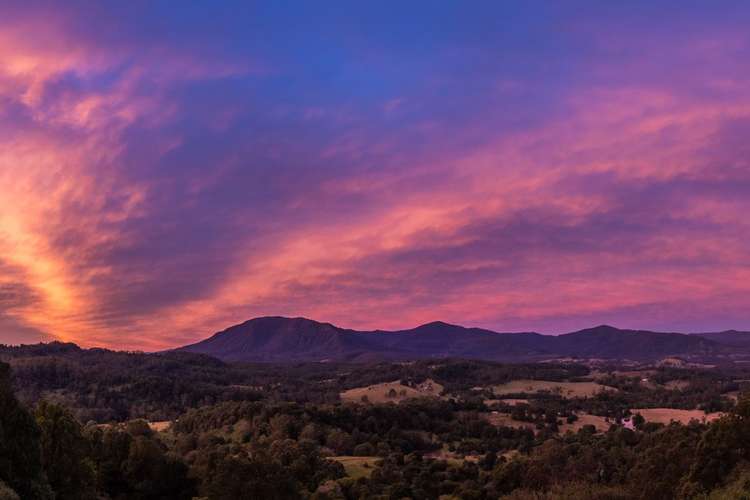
<box><xmin>330</xmin><ymin>456</ymin><xmax>380</xmax><ymax>479</ymax></box>
<box><xmin>631</xmin><ymin>408</ymin><xmax>723</xmax><ymax>425</ymax></box>
<box><xmin>484</xmin><ymin>398</ymin><xmax>529</xmax><ymax>407</ymax></box>
<box><xmin>340</xmin><ymin>379</ymin><xmax>444</xmax><ymax>404</ymax></box>
<box><xmin>147</xmin><ymin>421</ymin><xmax>171</xmax><ymax>432</ymax></box>
<box><xmin>559</xmin><ymin>413</ymin><xmax>612</xmax><ymax>433</ymax></box>
<box><xmin>483</xmin><ymin>412</ymin><xmax>537</xmax><ymax>431</ymax></box>
<box><xmin>664</xmin><ymin>380</ymin><xmax>691</xmax><ymax>390</ymax></box>
<box><xmin>492</xmin><ymin>380</ymin><xmax>616</xmax><ymax>398</ymax></box>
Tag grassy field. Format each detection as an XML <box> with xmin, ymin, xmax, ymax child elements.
<box><xmin>147</xmin><ymin>421</ymin><xmax>171</xmax><ymax>432</ymax></box>
<box><xmin>483</xmin><ymin>412</ymin><xmax>537</xmax><ymax>430</ymax></box>
<box><xmin>484</xmin><ymin>398</ymin><xmax>529</xmax><ymax>406</ymax></box>
<box><xmin>424</xmin><ymin>448</ymin><xmax>482</xmax><ymax>466</ymax></box>
<box><xmin>631</xmin><ymin>408</ymin><xmax>723</xmax><ymax>425</ymax></box>
<box><xmin>663</xmin><ymin>380</ymin><xmax>691</xmax><ymax>390</ymax></box>
<box><xmin>340</xmin><ymin>379</ymin><xmax>444</xmax><ymax>404</ymax></box>
<box><xmin>485</xmin><ymin>411</ymin><xmax>612</xmax><ymax>434</ymax></box>
<box><xmin>492</xmin><ymin>380</ymin><xmax>616</xmax><ymax>398</ymax></box>
<box><xmin>330</xmin><ymin>456</ymin><xmax>380</xmax><ymax>479</ymax></box>
<box><xmin>559</xmin><ymin>413</ymin><xmax>612</xmax><ymax>433</ymax></box>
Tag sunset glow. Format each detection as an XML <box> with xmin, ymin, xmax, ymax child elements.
<box><xmin>1</xmin><ymin>2</ymin><xmax>749</xmax><ymax>349</ymax></box>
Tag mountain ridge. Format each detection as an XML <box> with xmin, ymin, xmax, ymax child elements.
<box><xmin>177</xmin><ymin>316</ymin><xmax>750</xmax><ymax>363</ymax></box>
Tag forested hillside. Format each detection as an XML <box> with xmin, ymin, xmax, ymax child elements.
<box><xmin>3</xmin><ymin>355</ymin><xmax>750</xmax><ymax>498</ymax></box>
<box><xmin>4</xmin><ymin>344</ymin><xmax>750</xmax><ymax>498</ymax></box>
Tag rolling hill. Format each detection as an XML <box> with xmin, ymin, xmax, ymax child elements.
<box><xmin>177</xmin><ymin>316</ymin><xmax>749</xmax><ymax>363</ymax></box>
<box><xmin>692</xmin><ymin>330</ymin><xmax>750</xmax><ymax>348</ymax></box>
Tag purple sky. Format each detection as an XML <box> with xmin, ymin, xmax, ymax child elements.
<box><xmin>1</xmin><ymin>1</ymin><xmax>749</xmax><ymax>349</ymax></box>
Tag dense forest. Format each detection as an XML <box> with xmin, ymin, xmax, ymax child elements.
<box><xmin>3</xmin><ymin>343</ymin><xmax>750</xmax><ymax>498</ymax></box>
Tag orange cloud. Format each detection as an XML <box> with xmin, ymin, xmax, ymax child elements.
<box><xmin>1</xmin><ymin>4</ymin><xmax>749</xmax><ymax>349</ymax></box>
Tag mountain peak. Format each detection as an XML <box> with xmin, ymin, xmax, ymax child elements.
<box><xmin>239</xmin><ymin>315</ymin><xmax>323</xmax><ymax>326</ymax></box>
<box><xmin>567</xmin><ymin>324</ymin><xmax>624</xmax><ymax>336</ymax></box>
<box><xmin>588</xmin><ymin>324</ymin><xmax>621</xmax><ymax>332</ymax></box>
<box><xmin>414</xmin><ymin>320</ymin><xmax>461</xmax><ymax>331</ymax></box>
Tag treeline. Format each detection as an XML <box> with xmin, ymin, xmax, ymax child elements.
<box><xmin>3</xmin><ymin>340</ymin><xmax>739</xmax><ymax>430</ymax></box>
<box><xmin>2</xmin><ymin>343</ymin><xmax>267</xmax><ymax>421</ymax></box>
<box><xmin>173</xmin><ymin>399</ymin><xmax>537</xmax><ymax>457</ymax></box>
<box><xmin>491</xmin><ymin>405</ymin><xmax>750</xmax><ymax>500</ymax></box>
<box><xmin>594</xmin><ymin>368</ymin><xmax>735</xmax><ymax>413</ymax></box>
<box><xmin>174</xmin><ymin>395</ymin><xmax>750</xmax><ymax>499</ymax></box>
<box><xmin>0</xmin><ymin>361</ymin><xmax>193</xmax><ymax>499</ymax></box>
<box><xmin>0</xmin><ymin>343</ymin><xmax>602</xmax><ymax>423</ymax></box>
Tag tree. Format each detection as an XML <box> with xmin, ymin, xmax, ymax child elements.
<box><xmin>0</xmin><ymin>363</ymin><xmax>53</xmax><ymax>500</ymax></box>
<box><xmin>84</xmin><ymin>423</ymin><xmax>195</xmax><ymax>500</ymax></box>
<box><xmin>479</xmin><ymin>451</ymin><xmax>497</xmax><ymax>471</ymax></box>
<box><xmin>123</xmin><ymin>436</ymin><xmax>195</xmax><ymax>499</ymax></box>
<box><xmin>326</xmin><ymin>429</ymin><xmax>354</xmax><ymax>455</ymax></box>
<box><xmin>632</xmin><ymin>413</ymin><xmax>645</xmax><ymax>430</ymax></box>
<box><xmin>204</xmin><ymin>455</ymin><xmax>300</xmax><ymax>500</ymax></box>
<box><xmin>35</xmin><ymin>401</ymin><xmax>96</xmax><ymax>499</ymax></box>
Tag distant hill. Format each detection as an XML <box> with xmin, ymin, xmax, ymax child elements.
<box><xmin>176</xmin><ymin>317</ymin><xmax>389</xmax><ymax>363</ymax></box>
<box><xmin>550</xmin><ymin>325</ymin><xmax>720</xmax><ymax>359</ymax></box>
<box><xmin>692</xmin><ymin>330</ymin><xmax>750</xmax><ymax>348</ymax></box>
<box><xmin>177</xmin><ymin>317</ymin><xmax>747</xmax><ymax>363</ymax></box>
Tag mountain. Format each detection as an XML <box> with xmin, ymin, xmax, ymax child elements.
<box><xmin>371</xmin><ymin>321</ymin><xmax>551</xmax><ymax>360</ymax></box>
<box><xmin>178</xmin><ymin>317</ymin><xmax>385</xmax><ymax>362</ymax></box>
<box><xmin>177</xmin><ymin>317</ymin><xmax>745</xmax><ymax>363</ymax></box>
<box><xmin>551</xmin><ymin>325</ymin><xmax>721</xmax><ymax>359</ymax></box>
<box><xmin>692</xmin><ymin>330</ymin><xmax>750</xmax><ymax>348</ymax></box>
<box><xmin>178</xmin><ymin>317</ymin><xmax>551</xmax><ymax>362</ymax></box>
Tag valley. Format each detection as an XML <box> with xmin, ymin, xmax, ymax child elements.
<box><xmin>3</xmin><ymin>318</ymin><xmax>750</xmax><ymax>499</ymax></box>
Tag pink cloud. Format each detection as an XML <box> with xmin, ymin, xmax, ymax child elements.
<box><xmin>0</xmin><ymin>3</ymin><xmax>749</xmax><ymax>349</ymax></box>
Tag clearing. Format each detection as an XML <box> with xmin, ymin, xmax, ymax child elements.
<box><xmin>559</xmin><ymin>413</ymin><xmax>612</xmax><ymax>433</ymax></box>
<box><xmin>664</xmin><ymin>380</ymin><xmax>691</xmax><ymax>390</ymax></box>
<box><xmin>485</xmin><ymin>411</ymin><xmax>612</xmax><ymax>434</ymax></box>
<box><xmin>484</xmin><ymin>398</ymin><xmax>529</xmax><ymax>406</ymax></box>
<box><xmin>631</xmin><ymin>408</ymin><xmax>723</xmax><ymax>425</ymax></box>
<box><xmin>340</xmin><ymin>379</ymin><xmax>444</xmax><ymax>404</ymax></box>
<box><xmin>492</xmin><ymin>380</ymin><xmax>616</xmax><ymax>398</ymax></box>
<box><xmin>147</xmin><ymin>421</ymin><xmax>171</xmax><ymax>432</ymax></box>
<box><xmin>330</xmin><ymin>456</ymin><xmax>380</xmax><ymax>479</ymax></box>
<box><xmin>483</xmin><ymin>412</ymin><xmax>537</xmax><ymax>431</ymax></box>
<box><xmin>424</xmin><ymin>449</ymin><xmax>473</xmax><ymax>466</ymax></box>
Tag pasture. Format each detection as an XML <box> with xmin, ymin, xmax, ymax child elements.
<box><xmin>340</xmin><ymin>379</ymin><xmax>444</xmax><ymax>404</ymax></box>
<box><xmin>631</xmin><ymin>408</ymin><xmax>723</xmax><ymax>425</ymax></box>
<box><xmin>559</xmin><ymin>413</ymin><xmax>612</xmax><ymax>433</ymax></box>
<box><xmin>492</xmin><ymin>380</ymin><xmax>616</xmax><ymax>398</ymax></box>
<box><xmin>147</xmin><ymin>420</ymin><xmax>171</xmax><ymax>432</ymax></box>
<box><xmin>484</xmin><ymin>398</ymin><xmax>529</xmax><ymax>406</ymax></box>
<box><xmin>483</xmin><ymin>412</ymin><xmax>537</xmax><ymax>431</ymax></box>
<box><xmin>330</xmin><ymin>456</ymin><xmax>380</xmax><ymax>479</ymax></box>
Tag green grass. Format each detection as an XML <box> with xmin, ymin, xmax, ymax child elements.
<box><xmin>330</xmin><ymin>456</ymin><xmax>380</xmax><ymax>479</ymax></box>
<box><xmin>492</xmin><ymin>380</ymin><xmax>615</xmax><ymax>398</ymax></box>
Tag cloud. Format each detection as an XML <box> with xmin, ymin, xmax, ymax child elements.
<box><xmin>0</xmin><ymin>1</ymin><xmax>749</xmax><ymax>349</ymax></box>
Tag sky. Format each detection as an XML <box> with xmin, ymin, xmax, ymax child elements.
<box><xmin>1</xmin><ymin>1</ymin><xmax>749</xmax><ymax>350</ymax></box>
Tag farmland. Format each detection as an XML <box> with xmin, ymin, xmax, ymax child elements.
<box><xmin>330</xmin><ymin>456</ymin><xmax>380</xmax><ymax>479</ymax></box>
<box><xmin>492</xmin><ymin>379</ymin><xmax>616</xmax><ymax>398</ymax></box>
<box><xmin>631</xmin><ymin>408</ymin><xmax>723</xmax><ymax>425</ymax></box>
<box><xmin>340</xmin><ymin>378</ymin><xmax>444</xmax><ymax>404</ymax></box>
<box><xmin>3</xmin><ymin>345</ymin><xmax>749</xmax><ymax>500</ymax></box>
<box><xmin>559</xmin><ymin>413</ymin><xmax>612</xmax><ymax>433</ymax></box>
